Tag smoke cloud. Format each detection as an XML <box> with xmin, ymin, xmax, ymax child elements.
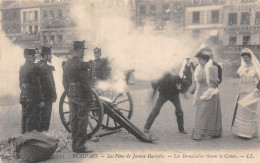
<box><xmin>70</xmin><ymin>0</ymin><xmax>200</xmax><ymax>85</ymax></box>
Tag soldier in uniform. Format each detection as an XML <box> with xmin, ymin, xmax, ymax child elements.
<box><xmin>62</xmin><ymin>41</ymin><xmax>93</xmax><ymax>153</ymax></box>
<box><xmin>36</xmin><ymin>46</ymin><xmax>57</xmax><ymax>132</ymax></box>
<box><xmin>19</xmin><ymin>48</ymin><xmax>45</xmax><ymax>134</ymax></box>
<box><xmin>90</xmin><ymin>47</ymin><xmax>111</xmax><ymax>84</ymax></box>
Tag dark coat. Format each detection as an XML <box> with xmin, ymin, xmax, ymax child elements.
<box><xmin>36</xmin><ymin>60</ymin><xmax>57</xmax><ymax>101</ymax></box>
<box><xmin>19</xmin><ymin>60</ymin><xmax>43</xmax><ymax>103</ymax></box>
<box><xmin>213</xmin><ymin>61</ymin><xmax>222</xmax><ymax>84</ymax></box>
<box><xmin>152</xmin><ymin>73</ymin><xmax>185</xmax><ymax>98</ymax></box>
<box><xmin>62</xmin><ymin>56</ymin><xmax>92</xmax><ymax>104</ymax></box>
<box><xmin>90</xmin><ymin>58</ymin><xmax>111</xmax><ymax>82</ymax></box>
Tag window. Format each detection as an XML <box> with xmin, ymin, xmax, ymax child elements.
<box><xmin>211</xmin><ymin>10</ymin><xmax>219</xmax><ymax>23</ymax></box>
<box><xmin>163</xmin><ymin>4</ymin><xmax>170</xmax><ymax>14</ymax></box>
<box><xmin>34</xmin><ymin>25</ymin><xmax>38</xmax><ymax>33</ymax></box>
<box><xmin>34</xmin><ymin>11</ymin><xmax>38</xmax><ymax>20</ymax></box>
<box><xmin>43</xmin><ymin>35</ymin><xmax>47</xmax><ymax>42</ymax></box>
<box><xmin>228</xmin><ymin>13</ymin><xmax>237</xmax><ymax>26</ymax></box>
<box><xmin>49</xmin><ymin>10</ymin><xmax>54</xmax><ymax>18</ymax></box>
<box><xmin>28</xmin><ymin>11</ymin><xmax>33</xmax><ymax>21</ymax></box>
<box><xmin>140</xmin><ymin>5</ymin><xmax>146</xmax><ymax>15</ymax></box>
<box><xmin>192</xmin><ymin>29</ymin><xmax>199</xmax><ymax>38</ymax></box>
<box><xmin>229</xmin><ymin>36</ymin><xmax>237</xmax><ymax>45</ymax></box>
<box><xmin>243</xmin><ymin>35</ymin><xmax>251</xmax><ymax>45</ymax></box>
<box><xmin>43</xmin><ymin>10</ymin><xmax>48</xmax><ymax>18</ymax></box>
<box><xmin>13</xmin><ymin>11</ymin><xmax>18</xmax><ymax>20</ymax></box>
<box><xmin>29</xmin><ymin>26</ymin><xmax>33</xmax><ymax>34</ymax></box>
<box><xmin>58</xmin><ymin>34</ymin><xmax>63</xmax><ymax>42</ymax></box>
<box><xmin>192</xmin><ymin>11</ymin><xmax>200</xmax><ymax>24</ymax></box>
<box><xmin>193</xmin><ymin>0</ymin><xmax>201</xmax><ymax>5</ymax></box>
<box><xmin>51</xmin><ymin>35</ymin><xmax>55</xmax><ymax>42</ymax></box>
<box><xmin>23</xmin><ymin>12</ymin><xmax>27</xmax><ymax>21</ymax></box>
<box><xmin>58</xmin><ymin>10</ymin><xmax>63</xmax><ymax>17</ymax></box>
<box><xmin>241</xmin><ymin>12</ymin><xmax>250</xmax><ymax>25</ymax></box>
<box><xmin>150</xmin><ymin>5</ymin><xmax>156</xmax><ymax>16</ymax></box>
<box><xmin>256</xmin><ymin>12</ymin><xmax>260</xmax><ymax>25</ymax></box>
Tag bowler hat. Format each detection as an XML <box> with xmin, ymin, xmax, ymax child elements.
<box><xmin>24</xmin><ymin>48</ymin><xmax>37</xmax><ymax>55</ymax></box>
<box><xmin>73</xmin><ymin>41</ymin><xmax>87</xmax><ymax>50</ymax></box>
<box><xmin>94</xmin><ymin>47</ymin><xmax>101</xmax><ymax>54</ymax></box>
<box><xmin>40</xmin><ymin>46</ymin><xmax>52</xmax><ymax>56</ymax></box>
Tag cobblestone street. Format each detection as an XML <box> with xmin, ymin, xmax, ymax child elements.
<box><xmin>0</xmin><ymin>78</ymin><xmax>260</xmax><ymax>163</ymax></box>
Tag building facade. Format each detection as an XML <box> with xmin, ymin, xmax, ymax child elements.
<box><xmin>135</xmin><ymin>0</ymin><xmax>185</xmax><ymax>30</ymax></box>
<box><xmin>222</xmin><ymin>0</ymin><xmax>260</xmax><ymax>57</ymax></box>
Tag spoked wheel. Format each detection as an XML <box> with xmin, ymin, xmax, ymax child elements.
<box><xmin>59</xmin><ymin>89</ymin><xmax>104</xmax><ymax>138</ymax></box>
<box><xmin>94</xmin><ymin>89</ymin><xmax>134</xmax><ymax>130</ymax></box>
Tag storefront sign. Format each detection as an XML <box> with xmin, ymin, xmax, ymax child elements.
<box><xmin>228</xmin><ymin>3</ymin><xmax>260</xmax><ymax>12</ymax></box>
<box><xmin>224</xmin><ymin>25</ymin><xmax>260</xmax><ymax>32</ymax></box>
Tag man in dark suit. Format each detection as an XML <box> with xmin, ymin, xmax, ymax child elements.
<box><xmin>144</xmin><ymin>70</ymin><xmax>192</xmax><ymax>134</ymax></box>
<box><xmin>63</xmin><ymin>41</ymin><xmax>93</xmax><ymax>153</ymax></box>
<box><xmin>19</xmin><ymin>48</ymin><xmax>45</xmax><ymax>134</ymax></box>
<box><xmin>36</xmin><ymin>46</ymin><xmax>57</xmax><ymax>132</ymax></box>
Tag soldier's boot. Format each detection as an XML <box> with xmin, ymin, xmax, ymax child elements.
<box><xmin>176</xmin><ymin>113</ymin><xmax>187</xmax><ymax>134</ymax></box>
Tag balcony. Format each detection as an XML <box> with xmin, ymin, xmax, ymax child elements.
<box><xmin>185</xmin><ymin>0</ymin><xmax>225</xmax><ymax>7</ymax></box>
<box><xmin>224</xmin><ymin>45</ymin><xmax>260</xmax><ymax>54</ymax></box>
<box><xmin>41</xmin><ymin>17</ymin><xmax>76</xmax><ymax>30</ymax></box>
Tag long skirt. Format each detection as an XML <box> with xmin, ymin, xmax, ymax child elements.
<box><xmin>232</xmin><ymin>93</ymin><xmax>258</xmax><ymax>138</ymax></box>
<box><xmin>192</xmin><ymin>94</ymin><xmax>222</xmax><ymax>140</ymax></box>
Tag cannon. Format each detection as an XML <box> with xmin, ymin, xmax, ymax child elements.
<box><xmin>59</xmin><ymin>88</ymin><xmax>156</xmax><ymax>143</ymax></box>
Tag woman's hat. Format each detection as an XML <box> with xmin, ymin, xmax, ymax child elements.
<box><xmin>240</xmin><ymin>48</ymin><xmax>252</xmax><ymax>56</ymax></box>
<box><xmin>195</xmin><ymin>47</ymin><xmax>212</xmax><ymax>58</ymax></box>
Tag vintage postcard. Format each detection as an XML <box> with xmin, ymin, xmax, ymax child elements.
<box><xmin>0</xmin><ymin>0</ymin><xmax>260</xmax><ymax>162</ymax></box>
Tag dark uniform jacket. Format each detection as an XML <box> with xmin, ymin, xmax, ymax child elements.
<box><xmin>63</xmin><ymin>56</ymin><xmax>92</xmax><ymax>104</ymax></box>
<box><xmin>152</xmin><ymin>73</ymin><xmax>185</xmax><ymax>98</ymax></box>
<box><xmin>36</xmin><ymin>60</ymin><xmax>57</xmax><ymax>101</ymax></box>
<box><xmin>213</xmin><ymin>61</ymin><xmax>222</xmax><ymax>84</ymax></box>
<box><xmin>19</xmin><ymin>60</ymin><xmax>43</xmax><ymax>103</ymax></box>
<box><xmin>90</xmin><ymin>58</ymin><xmax>111</xmax><ymax>82</ymax></box>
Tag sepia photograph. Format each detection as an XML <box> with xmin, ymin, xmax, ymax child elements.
<box><xmin>0</xmin><ymin>0</ymin><xmax>260</xmax><ymax>162</ymax></box>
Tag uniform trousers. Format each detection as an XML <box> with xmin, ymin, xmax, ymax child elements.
<box><xmin>69</xmin><ymin>101</ymin><xmax>89</xmax><ymax>152</ymax></box>
<box><xmin>39</xmin><ymin>100</ymin><xmax>52</xmax><ymax>132</ymax></box>
<box><xmin>144</xmin><ymin>94</ymin><xmax>185</xmax><ymax>132</ymax></box>
<box><xmin>21</xmin><ymin>98</ymin><xmax>40</xmax><ymax>134</ymax></box>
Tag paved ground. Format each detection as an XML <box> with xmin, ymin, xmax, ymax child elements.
<box><xmin>0</xmin><ymin>78</ymin><xmax>260</xmax><ymax>163</ymax></box>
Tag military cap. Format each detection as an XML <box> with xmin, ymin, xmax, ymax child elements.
<box><xmin>94</xmin><ymin>47</ymin><xmax>101</xmax><ymax>54</ymax></box>
<box><xmin>40</xmin><ymin>46</ymin><xmax>52</xmax><ymax>56</ymax></box>
<box><xmin>24</xmin><ymin>48</ymin><xmax>37</xmax><ymax>55</ymax></box>
<box><xmin>73</xmin><ymin>40</ymin><xmax>87</xmax><ymax>50</ymax></box>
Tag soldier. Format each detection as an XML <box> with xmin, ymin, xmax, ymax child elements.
<box><xmin>90</xmin><ymin>47</ymin><xmax>111</xmax><ymax>84</ymax></box>
<box><xmin>19</xmin><ymin>48</ymin><xmax>44</xmax><ymax>134</ymax></box>
<box><xmin>36</xmin><ymin>46</ymin><xmax>57</xmax><ymax>132</ymax></box>
<box><xmin>62</xmin><ymin>41</ymin><xmax>93</xmax><ymax>153</ymax></box>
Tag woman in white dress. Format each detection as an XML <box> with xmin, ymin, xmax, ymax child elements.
<box><xmin>192</xmin><ymin>48</ymin><xmax>222</xmax><ymax>140</ymax></box>
<box><xmin>231</xmin><ymin>48</ymin><xmax>260</xmax><ymax>139</ymax></box>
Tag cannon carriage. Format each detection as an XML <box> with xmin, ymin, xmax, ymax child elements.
<box><xmin>59</xmin><ymin>58</ymin><xmax>155</xmax><ymax>143</ymax></box>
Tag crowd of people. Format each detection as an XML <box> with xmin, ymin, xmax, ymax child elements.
<box><xmin>18</xmin><ymin>40</ymin><xmax>260</xmax><ymax>154</ymax></box>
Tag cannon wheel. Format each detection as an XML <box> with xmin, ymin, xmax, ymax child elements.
<box><xmin>95</xmin><ymin>89</ymin><xmax>134</xmax><ymax>130</ymax></box>
<box><xmin>59</xmin><ymin>89</ymin><xmax>104</xmax><ymax>138</ymax></box>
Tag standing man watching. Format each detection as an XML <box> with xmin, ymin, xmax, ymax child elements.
<box><xmin>37</xmin><ymin>46</ymin><xmax>57</xmax><ymax>132</ymax></box>
<box><xmin>19</xmin><ymin>48</ymin><xmax>44</xmax><ymax>134</ymax></box>
<box><xmin>63</xmin><ymin>41</ymin><xmax>93</xmax><ymax>153</ymax></box>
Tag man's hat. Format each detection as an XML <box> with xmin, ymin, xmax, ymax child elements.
<box><xmin>40</xmin><ymin>46</ymin><xmax>52</xmax><ymax>56</ymax></box>
<box><xmin>94</xmin><ymin>47</ymin><xmax>101</xmax><ymax>54</ymax></box>
<box><xmin>24</xmin><ymin>48</ymin><xmax>37</xmax><ymax>55</ymax></box>
<box><xmin>73</xmin><ymin>40</ymin><xmax>87</xmax><ymax>50</ymax></box>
